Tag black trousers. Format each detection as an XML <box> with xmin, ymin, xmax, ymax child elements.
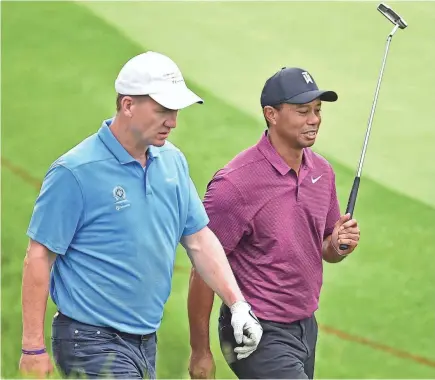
<box><xmin>218</xmin><ymin>304</ymin><xmax>318</xmax><ymax>379</ymax></box>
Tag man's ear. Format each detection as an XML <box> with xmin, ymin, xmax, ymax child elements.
<box><xmin>264</xmin><ymin>106</ymin><xmax>277</xmax><ymax>126</ymax></box>
<box><xmin>121</xmin><ymin>96</ymin><xmax>134</xmax><ymax>118</ymax></box>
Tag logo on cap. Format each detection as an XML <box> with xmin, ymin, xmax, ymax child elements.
<box><xmin>163</xmin><ymin>71</ymin><xmax>184</xmax><ymax>85</ymax></box>
<box><xmin>302</xmin><ymin>71</ymin><xmax>314</xmax><ymax>84</ymax></box>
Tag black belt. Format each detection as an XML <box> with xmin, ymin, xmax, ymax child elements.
<box><xmin>56</xmin><ymin>311</ymin><xmax>155</xmax><ymax>341</ymax></box>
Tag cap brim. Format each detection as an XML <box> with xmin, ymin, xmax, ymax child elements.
<box><xmin>149</xmin><ymin>87</ymin><xmax>203</xmax><ymax>110</ymax></box>
<box><xmin>285</xmin><ymin>90</ymin><xmax>338</xmax><ymax>104</ymax></box>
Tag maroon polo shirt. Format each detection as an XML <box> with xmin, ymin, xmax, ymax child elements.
<box><xmin>204</xmin><ymin>131</ymin><xmax>341</xmax><ymax>323</ymax></box>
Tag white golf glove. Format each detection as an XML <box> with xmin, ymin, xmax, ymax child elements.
<box><xmin>230</xmin><ymin>300</ymin><xmax>263</xmax><ymax>360</ymax></box>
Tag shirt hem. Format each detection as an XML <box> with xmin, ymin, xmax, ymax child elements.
<box><xmin>182</xmin><ymin>218</ymin><xmax>209</xmax><ymax>237</ymax></box>
<box><xmin>26</xmin><ymin>230</ymin><xmax>67</xmax><ymax>255</ymax></box>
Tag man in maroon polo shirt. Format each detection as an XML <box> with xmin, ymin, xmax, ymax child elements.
<box><xmin>187</xmin><ymin>67</ymin><xmax>361</xmax><ymax>379</ymax></box>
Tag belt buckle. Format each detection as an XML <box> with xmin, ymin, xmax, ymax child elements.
<box><xmin>141</xmin><ymin>333</ymin><xmax>153</xmax><ymax>341</ymax></box>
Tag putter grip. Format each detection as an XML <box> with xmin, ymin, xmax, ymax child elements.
<box><xmin>339</xmin><ymin>177</ymin><xmax>360</xmax><ymax>250</ymax></box>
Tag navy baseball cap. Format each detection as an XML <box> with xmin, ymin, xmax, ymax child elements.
<box><xmin>260</xmin><ymin>67</ymin><xmax>338</xmax><ymax>108</ymax></box>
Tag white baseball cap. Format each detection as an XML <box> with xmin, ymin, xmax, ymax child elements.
<box><xmin>115</xmin><ymin>51</ymin><xmax>203</xmax><ymax>110</ymax></box>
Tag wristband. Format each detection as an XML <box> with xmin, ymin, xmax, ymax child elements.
<box><xmin>22</xmin><ymin>347</ymin><xmax>46</xmax><ymax>355</ymax></box>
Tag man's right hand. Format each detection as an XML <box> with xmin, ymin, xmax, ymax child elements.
<box><xmin>188</xmin><ymin>350</ymin><xmax>216</xmax><ymax>379</ymax></box>
<box><xmin>19</xmin><ymin>352</ymin><xmax>54</xmax><ymax>378</ymax></box>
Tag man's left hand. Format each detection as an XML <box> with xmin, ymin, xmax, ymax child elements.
<box><xmin>230</xmin><ymin>301</ymin><xmax>263</xmax><ymax>360</ymax></box>
<box><xmin>331</xmin><ymin>213</ymin><xmax>360</xmax><ymax>256</ymax></box>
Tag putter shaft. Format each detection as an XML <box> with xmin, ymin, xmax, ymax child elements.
<box><xmin>356</xmin><ymin>23</ymin><xmax>398</xmax><ymax>178</ymax></box>
<box><xmin>339</xmin><ymin>22</ymin><xmax>401</xmax><ymax>251</ymax></box>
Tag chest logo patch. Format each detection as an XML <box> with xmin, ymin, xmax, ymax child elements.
<box><xmin>311</xmin><ymin>175</ymin><xmax>323</xmax><ymax>184</ymax></box>
<box><xmin>112</xmin><ymin>186</ymin><xmax>130</xmax><ymax>211</ymax></box>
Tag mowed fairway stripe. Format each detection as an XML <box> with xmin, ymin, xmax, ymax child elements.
<box><xmin>2</xmin><ymin>158</ymin><xmax>435</xmax><ymax>370</ymax></box>
<box><xmin>82</xmin><ymin>1</ymin><xmax>435</xmax><ymax>209</ymax></box>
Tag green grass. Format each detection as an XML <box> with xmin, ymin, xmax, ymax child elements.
<box><xmin>2</xmin><ymin>1</ymin><xmax>435</xmax><ymax>379</ymax></box>
<box><xmin>83</xmin><ymin>0</ymin><xmax>435</xmax><ymax>208</ymax></box>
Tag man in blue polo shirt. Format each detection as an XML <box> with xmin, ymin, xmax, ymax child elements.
<box><xmin>19</xmin><ymin>51</ymin><xmax>263</xmax><ymax>379</ymax></box>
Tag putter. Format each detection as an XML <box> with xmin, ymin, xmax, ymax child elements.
<box><xmin>339</xmin><ymin>3</ymin><xmax>407</xmax><ymax>251</ymax></box>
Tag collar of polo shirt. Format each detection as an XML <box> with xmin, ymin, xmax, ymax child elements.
<box><xmin>257</xmin><ymin>131</ymin><xmax>314</xmax><ymax>175</ymax></box>
<box><xmin>98</xmin><ymin>118</ymin><xmax>160</xmax><ymax>165</ymax></box>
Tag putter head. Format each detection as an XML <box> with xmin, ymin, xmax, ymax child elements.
<box><xmin>378</xmin><ymin>3</ymin><xmax>408</xmax><ymax>29</ymax></box>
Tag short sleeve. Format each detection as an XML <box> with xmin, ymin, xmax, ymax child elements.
<box><xmin>324</xmin><ymin>167</ymin><xmax>341</xmax><ymax>238</ymax></box>
<box><xmin>203</xmin><ymin>175</ymin><xmax>249</xmax><ymax>255</ymax></box>
<box><xmin>27</xmin><ymin>164</ymin><xmax>84</xmax><ymax>255</ymax></box>
<box><xmin>182</xmin><ymin>178</ymin><xmax>210</xmax><ymax>236</ymax></box>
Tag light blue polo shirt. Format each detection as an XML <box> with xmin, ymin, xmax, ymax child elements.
<box><xmin>27</xmin><ymin>118</ymin><xmax>209</xmax><ymax>334</ymax></box>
